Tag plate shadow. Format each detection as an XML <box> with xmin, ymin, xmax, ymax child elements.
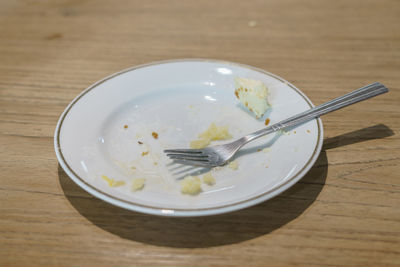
<box><xmin>58</xmin><ymin>124</ymin><xmax>393</xmax><ymax>248</ymax></box>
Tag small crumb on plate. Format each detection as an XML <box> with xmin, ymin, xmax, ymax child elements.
<box><xmin>181</xmin><ymin>176</ymin><xmax>202</xmax><ymax>195</ymax></box>
<box><xmin>132</xmin><ymin>178</ymin><xmax>146</xmax><ymax>191</ymax></box>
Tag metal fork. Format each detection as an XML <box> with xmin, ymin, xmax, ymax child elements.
<box><xmin>164</xmin><ymin>82</ymin><xmax>388</xmax><ymax>167</ymax></box>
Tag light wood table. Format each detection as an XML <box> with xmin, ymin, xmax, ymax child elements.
<box><xmin>1</xmin><ymin>0</ymin><xmax>399</xmax><ymax>266</ymax></box>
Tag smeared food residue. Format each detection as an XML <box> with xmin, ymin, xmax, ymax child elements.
<box><xmin>228</xmin><ymin>161</ymin><xmax>239</xmax><ymax>170</ymax></box>
<box><xmin>203</xmin><ymin>172</ymin><xmax>216</xmax><ymax>185</ymax></box>
<box><xmin>101</xmin><ymin>175</ymin><xmax>126</xmax><ymax>187</ymax></box>
<box><xmin>132</xmin><ymin>178</ymin><xmax>146</xmax><ymax>191</ymax></box>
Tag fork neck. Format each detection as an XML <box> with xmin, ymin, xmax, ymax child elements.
<box><xmin>242</xmin><ymin>126</ymin><xmax>278</xmax><ymax>144</ymax></box>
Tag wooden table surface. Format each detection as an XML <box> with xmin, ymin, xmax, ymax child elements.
<box><xmin>1</xmin><ymin>0</ymin><xmax>399</xmax><ymax>266</ymax></box>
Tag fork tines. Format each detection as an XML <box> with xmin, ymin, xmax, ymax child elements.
<box><xmin>164</xmin><ymin>149</ymin><xmax>212</xmax><ymax>166</ymax></box>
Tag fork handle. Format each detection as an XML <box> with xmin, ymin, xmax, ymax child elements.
<box><xmin>243</xmin><ymin>82</ymin><xmax>389</xmax><ymax>143</ymax></box>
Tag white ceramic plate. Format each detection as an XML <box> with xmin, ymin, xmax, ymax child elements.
<box><xmin>55</xmin><ymin>59</ymin><xmax>323</xmax><ymax>217</ymax></box>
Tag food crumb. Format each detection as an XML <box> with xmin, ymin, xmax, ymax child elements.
<box><xmin>141</xmin><ymin>151</ymin><xmax>149</xmax><ymax>156</ymax></box>
<box><xmin>265</xmin><ymin>118</ymin><xmax>270</xmax><ymax>126</ymax></box>
<box><xmin>190</xmin><ymin>123</ymin><xmax>232</xmax><ymax>149</ymax></box>
<box><xmin>181</xmin><ymin>176</ymin><xmax>202</xmax><ymax>195</ymax></box>
<box><xmin>228</xmin><ymin>161</ymin><xmax>239</xmax><ymax>170</ymax></box>
<box><xmin>152</xmin><ymin>132</ymin><xmax>158</xmax><ymax>139</ymax></box>
<box><xmin>248</xmin><ymin>20</ymin><xmax>258</xmax><ymax>27</ymax></box>
<box><xmin>307</xmin><ymin>130</ymin><xmax>311</xmax><ymax>133</ymax></box>
<box><xmin>123</xmin><ymin>125</ymin><xmax>128</xmax><ymax>129</ymax></box>
<box><xmin>294</xmin><ymin>131</ymin><xmax>296</xmax><ymax>134</ymax></box>
<box><xmin>190</xmin><ymin>138</ymin><xmax>210</xmax><ymax>149</ymax></box>
<box><xmin>138</xmin><ymin>141</ymin><xmax>143</xmax><ymax>145</ymax></box>
<box><xmin>203</xmin><ymin>172</ymin><xmax>216</xmax><ymax>186</ymax></box>
<box><xmin>280</xmin><ymin>129</ymin><xmax>289</xmax><ymax>135</ymax></box>
<box><xmin>154</xmin><ymin>162</ymin><xmax>158</xmax><ymax>165</ymax></box>
<box><xmin>257</xmin><ymin>148</ymin><xmax>262</xmax><ymax>152</ymax></box>
<box><xmin>132</xmin><ymin>178</ymin><xmax>146</xmax><ymax>191</ymax></box>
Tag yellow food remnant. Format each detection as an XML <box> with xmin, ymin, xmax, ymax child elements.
<box><xmin>132</xmin><ymin>178</ymin><xmax>146</xmax><ymax>191</ymax></box>
<box><xmin>198</xmin><ymin>123</ymin><xmax>232</xmax><ymax>141</ymax></box>
<box><xmin>113</xmin><ymin>181</ymin><xmax>126</xmax><ymax>187</ymax></box>
<box><xmin>101</xmin><ymin>175</ymin><xmax>126</xmax><ymax>187</ymax></box>
<box><xmin>180</xmin><ymin>176</ymin><xmax>202</xmax><ymax>195</ymax></box>
<box><xmin>152</xmin><ymin>131</ymin><xmax>158</xmax><ymax>139</ymax></box>
<box><xmin>203</xmin><ymin>172</ymin><xmax>216</xmax><ymax>185</ymax></box>
<box><xmin>141</xmin><ymin>151</ymin><xmax>149</xmax><ymax>156</ymax></box>
<box><xmin>190</xmin><ymin>123</ymin><xmax>232</xmax><ymax>149</ymax></box>
<box><xmin>190</xmin><ymin>138</ymin><xmax>210</xmax><ymax>149</ymax></box>
<box><xmin>228</xmin><ymin>161</ymin><xmax>239</xmax><ymax>170</ymax></box>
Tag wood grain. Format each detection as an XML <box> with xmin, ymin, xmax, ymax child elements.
<box><xmin>1</xmin><ymin>0</ymin><xmax>399</xmax><ymax>266</ymax></box>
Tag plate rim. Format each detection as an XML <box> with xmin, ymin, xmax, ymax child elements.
<box><xmin>54</xmin><ymin>58</ymin><xmax>324</xmax><ymax>217</ymax></box>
